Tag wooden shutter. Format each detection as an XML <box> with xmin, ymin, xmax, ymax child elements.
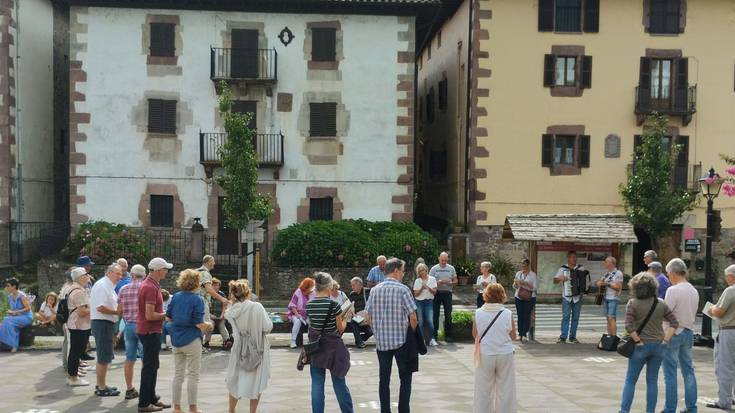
<box><xmin>583</xmin><ymin>0</ymin><xmax>600</xmax><ymax>32</ymax></box>
<box><xmin>538</xmin><ymin>0</ymin><xmax>555</xmax><ymax>31</ymax></box>
<box><xmin>674</xmin><ymin>57</ymin><xmax>688</xmax><ymax>112</ymax></box>
<box><xmin>579</xmin><ymin>135</ymin><xmax>590</xmax><ymax>168</ymax></box>
<box><xmin>310</xmin><ymin>103</ymin><xmax>337</xmax><ymax>137</ymax></box>
<box><xmin>542</xmin><ymin>134</ymin><xmax>554</xmax><ymax>167</ymax></box>
<box><xmin>163</xmin><ymin>100</ymin><xmax>176</xmax><ymax>134</ymax></box>
<box><xmin>150</xmin><ymin>23</ymin><xmax>175</xmax><ymax>57</ymax></box>
<box><xmin>312</xmin><ymin>28</ymin><xmax>336</xmax><ymax>62</ymax></box>
<box><xmin>309</xmin><ymin>198</ymin><xmax>334</xmax><ymax>221</ymax></box>
<box><xmin>148</xmin><ymin>99</ymin><xmax>162</xmax><ymax>133</ymax></box>
<box><xmin>581</xmin><ymin>55</ymin><xmax>593</xmax><ymax>88</ymax></box>
<box><xmin>638</xmin><ymin>57</ymin><xmax>652</xmax><ymax>111</ymax></box>
<box><xmin>543</xmin><ymin>54</ymin><xmax>555</xmax><ymax>87</ymax></box>
<box><xmin>673</xmin><ymin>135</ymin><xmax>689</xmax><ymax>189</ymax></box>
<box><xmin>150</xmin><ymin>195</ymin><xmax>174</xmax><ymax>227</ymax></box>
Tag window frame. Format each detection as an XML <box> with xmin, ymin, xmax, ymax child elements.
<box><xmin>309</xmin><ymin>197</ymin><xmax>334</xmax><ymax>221</ymax></box>
<box><xmin>150</xmin><ymin>194</ymin><xmax>174</xmax><ymax>228</ymax></box>
<box><xmin>311</xmin><ymin>27</ymin><xmax>337</xmax><ymax>62</ymax></box>
<box><xmin>309</xmin><ymin>102</ymin><xmax>338</xmax><ymax>138</ymax></box>
<box><xmin>554</xmin><ymin>56</ymin><xmax>577</xmax><ymax>87</ymax></box>
<box><xmin>147</xmin><ymin>99</ymin><xmax>177</xmax><ymax>134</ymax></box>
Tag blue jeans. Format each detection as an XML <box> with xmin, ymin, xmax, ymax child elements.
<box><xmin>415</xmin><ymin>299</ymin><xmax>433</xmax><ymax>342</ymax></box>
<box><xmin>663</xmin><ymin>328</ymin><xmax>698</xmax><ymax>413</ymax></box>
<box><xmin>124</xmin><ymin>321</ymin><xmax>144</xmax><ymax>361</ymax></box>
<box><xmin>310</xmin><ymin>365</ymin><xmax>353</xmax><ymax>413</ymax></box>
<box><xmin>620</xmin><ymin>343</ymin><xmax>664</xmax><ymax>413</ymax></box>
<box><xmin>560</xmin><ymin>298</ymin><xmax>582</xmax><ymax>340</ymax></box>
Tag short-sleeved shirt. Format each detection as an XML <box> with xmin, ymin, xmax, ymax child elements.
<box><xmin>603</xmin><ymin>269</ymin><xmax>624</xmax><ymax>300</ymax></box>
<box><xmin>514</xmin><ymin>271</ymin><xmax>538</xmax><ymax>299</ymax></box>
<box><xmin>556</xmin><ymin>265</ymin><xmax>583</xmax><ymax>303</ymax></box>
<box><xmin>166</xmin><ymin>291</ymin><xmax>205</xmax><ymax>348</ymax></box>
<box><xmin>476</xmin><ymin>274</ymin><xmax>497</xmax><ymax>294</ymax></box>
<box><xmin>715</xmin><ymin>285</ymin><xmax>735</xmax><ymax>327</ymax></box>
<box><xmin>656</xmin><ymin>273</ymin><xmax>671</xmax><ymax>299</ymax></box>
<box><xmin>136</xmin><ymin>276</ymin><xmax>163</xmax><ymax>334</ymax></box>
<box><xmin>430</xmin><ymin>264</ymin><xmax>457</xmax><ymax>292</ymax></box>
<box><xmin>413</xmin><ymin>276</ymin><xmax>437</xmax><ymax>301</ymax></box>
<box><xmin>365</xmin><ymin>278</ymin><xmax>417</xmax><ymax>351</ymax></box>
<box><xmin>367</xmin><ymin>266</ymin><xmax>386</xmax><ymax>285</ymax></box>
<box><xmin>118</xmin><ymin>280</ymin><xmax>142</xmax><ymax>324</ymax></box>
<box><xmin>664</xmin><ymin>281</ymin><xmax>699</xmax><ymax>334</ymax></box>
<box><xmin>307</xmin><ymin>297</ymin><xmax>342</xmax><ymax>333</ymax></box>
<box><xmin>329</xmin><ymin>290</ymin><xmax>349</xmax><ymax>306</ymax></box>
<box><xmin>67</xmin><ymin>284</ymin><xmax>90</xmax><ymax>331</ymax></box>
<box><xmin>476</xmin><ymin>305</ymin><xmax>514</xmax><ymax>356</ymax></box>
<box><xmin>210</xmin><ymin>290</ymin><xmax>225</xmax><ymax>317</ymax></box>
<box><xmin>40</xmin><ymin>301</ymin><xmax>58</xmax><ymax>318</ymax></box>
<box><xmin>197</xmin><ymin>266</ymin><xmax>214</xmax><ymax>303</ymax></box>
<box><xmin>89</xmin><ymin>276</ymin><xmax>119</xmax><ymax>322</ymax></box>
<box><xmin>348</xmin><ymin>288</ymin><xmax>370</xmax><ymax>313</ymax></box>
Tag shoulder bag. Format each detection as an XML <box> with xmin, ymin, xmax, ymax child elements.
<box><xmin>304</xmin><ymin>300</ymin><xmax>335</xmax><ymax>356</ymax></box>
<box><xmin>473</xmin><ymin>309</ymin><xmax>506</xmax><ymax>367</ymax></box>
<box><xmin>517</xmin><ymin>273</ymin><xmax>533</xmax><ymax>301</ymax></box>
<box><xmin>617</xmin><ymin>298</ymin><xmax>657</xmax><ymax>358</ymax></box>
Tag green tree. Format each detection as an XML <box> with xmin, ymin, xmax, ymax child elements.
<box><xmin>619</xmin><ymin>114</ymin><xmax>696</xmax><ymax>262</ymax></box>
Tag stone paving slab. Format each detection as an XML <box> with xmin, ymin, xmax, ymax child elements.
<box><xmin>0</xmin><ymin>337</ymin><xmax>726</xmax><ymax>413</ymax></box>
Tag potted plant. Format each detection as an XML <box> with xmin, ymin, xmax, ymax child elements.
<box><xmin>449</xmin><ymin>311</ymin><xmax>474</xmax><ymax>341</ymax></box>
<box><xmin>453</xmin><ymin>256</ymin><xmax>476</xmax><ymax>286</ymax></box>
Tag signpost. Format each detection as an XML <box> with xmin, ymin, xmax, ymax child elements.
<box><xmin>242</xmin><ymin>220</ymin><xmax>265</xmax><ymax>286</ymax></box>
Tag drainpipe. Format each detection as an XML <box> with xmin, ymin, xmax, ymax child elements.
<box><xmin>463</xmin><ymin>0</ymin><xmax>473</xmax><ymax>231</ymax></box>
<box><xmin>13</xmin><ymin>0</ymin><xmax>22</xmax><ymax>226</ymax></box>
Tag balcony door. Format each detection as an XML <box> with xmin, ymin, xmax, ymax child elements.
<box><xmin>650</xmin><ymin>59</ymin><xmax>673</xmax><ymax>111</ymax></box>
<box><xmin>217</xmin><ymin>196</ymin><xmax>239</xmax><ymax>255</ymax></box>
<box><xmin>232</xmin><ymin>100</ymin><xmax>258</xmax><ymax>153</ymax></box>
<box><xmin>231</xmin><ymin>29</ymin><xmax>259</xmax><ymax>79</ymax></box>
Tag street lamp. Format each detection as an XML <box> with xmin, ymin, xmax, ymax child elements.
<box><xmin>698</xmin><ymin>167</ymin><xmax>723</xmax><ymax>343</ymax></box>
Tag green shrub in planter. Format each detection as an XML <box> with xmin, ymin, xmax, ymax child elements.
<box><xmin>487</xmin><ymin>252</ymin><xmax>515</xmax><ymax>286</ymax></box>
<box><xmin>450</xmin><ymin>310</ymin><xmax>475</xmax><ymax>341</ymax></box>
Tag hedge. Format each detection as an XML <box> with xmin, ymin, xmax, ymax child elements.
<box><xmin>272</xmin><ymin>220</ymin><xmax>440</xmax><ymax>267</ymax></box>
<box><xmin>63</xmin><ymin>221</ymin><xmax>150</xmax><ymax>264</ymax></box>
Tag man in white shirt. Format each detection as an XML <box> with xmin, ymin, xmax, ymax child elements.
<box><xmin>90</xmin><ymin>263</ymin><xmax>123</xmax><ymax>397</ymax></box>
<box><xmin>430</xmin><ymin>252</ymin><xmax>457</xmax><ymax>341</ymax></box>
<box><xmin>662</xmin><ymin>258</ymin><xmax>699</xmax><ymax>413</ymax></box>
<box><xmin>596</xmin><ymin>256</ymin><xmax>623</xmax><ymax>336</ymax></box>
<box><xmin>553</xmin><ymin>251</ymin><xmax>586</xmax><ymax>343</ymax></box>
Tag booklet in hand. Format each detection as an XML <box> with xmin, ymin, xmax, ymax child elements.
<box><xmin>340</xmin><ymin>299</ymin><xmax>354</xmax><ymax>315</ymax></box>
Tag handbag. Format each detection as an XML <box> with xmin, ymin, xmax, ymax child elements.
<box><xmin>597</xmin><ymin>333</ymin><xmax>620</xmax><ymax>351</ymax></box>
<box><xmin>517</xmin><ymin>273</ymin><xmax>533</xmax><ymax>301</ymax></box>
<box><xmin>303</xmin><ymin>300</ymin><xmax>335</xmax><ymax>356</ymax></box>
<box><xmin>617</xmin><ymin>298</ymin><xmax>658</xmax><ymax>358</ymax></box>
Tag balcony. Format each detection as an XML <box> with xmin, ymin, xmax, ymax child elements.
<box><xmin>635</xmin><ymin>85</ymin><xmax>696</xmax><ymax>126</ymax></box>
<box><xmin>210</xmin><ymin>47</ymin><xmax>277</xmax><ymax>84</ymax></box>
<box><xmin>200</xmin><ymin>132</ymin><xmax>283</xmax><ymax>177</ymax></box>
<box><xmin>628</xmin><ymin>162</ymin><xmax>701</xmax><ymax>193</ymax></box>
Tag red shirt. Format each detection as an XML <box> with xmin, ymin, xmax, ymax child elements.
<box><xmin>136</xmin><ymin>276</ymin><xmax>163</xmax><ymax>334</ymax></box>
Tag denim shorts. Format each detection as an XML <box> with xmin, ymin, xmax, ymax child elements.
<box><xmin>603</xmin><ymin>298</ymin><xmax>619</xmax><ymax>318</ymax></box>
<box><xmin>91</xmin><ymin>319</ymin><xmax>115</xmax><ymax>364</ymax></box>
<box><xmin>123</xmin><ymin>321</ymin><xmax>143</xmax><ymax>361</ymax></box>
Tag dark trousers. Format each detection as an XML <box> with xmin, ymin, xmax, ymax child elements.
<box><xmin>515</xmin><ymin>297</ymin><xmax>536</xmax><ymax>338</ymax></box>
<box><xmin>349</xmin><ymin>320</ymin><xmax>373</xmax><ymax>346</ymax></box>
<box><xmin>432</xmin><ymin>290</ymin><xmax>453</xmax><ymax>339</ymax></box>
<box><xmin>377</xmin><ymin>348</ymin><xmax>413</xmax><ymax>413</ymax></box>
<box><xmin>138</xmin><ymin>332</ymin><xmax>161</xmax><ymax>407</ymax></box>
<box><xmin>67</xmin><ymin>329</ymin><xmax>90</xmax><ymax>377</ymax></box>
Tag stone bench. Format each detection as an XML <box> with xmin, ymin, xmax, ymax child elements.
<box><xmin>19</xmin><ymin>324</ymin><xmax>64</xmax><ymax>348</ymax></box>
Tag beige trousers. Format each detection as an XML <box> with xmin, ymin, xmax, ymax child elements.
<box><xmin>474</xmin><ymin>352</ymin><xmax>517</xmax><ymax>413</ymax></box>
<box><xmin>172</xmin><ymin>339</ymin><xmax>202</xmax><ymax>407</ymax></box>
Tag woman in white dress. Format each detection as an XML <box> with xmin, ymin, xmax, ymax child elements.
<box><xmin>225</xmin><ymin>279</ymin><xmax>273</xmax><ymax>413</ymax></box>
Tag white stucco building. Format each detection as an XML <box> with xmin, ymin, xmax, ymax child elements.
<box><xmin>65</xmin><ymin>0</ymin><xmax>438</xmax><ymax>257</ymax></box>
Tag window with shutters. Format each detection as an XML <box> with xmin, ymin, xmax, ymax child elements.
<box><xmin>150</xmin><ymin>195</ymin><xmax>174</xmax><ymax>227</ymax></box>
<box><xmin>651</xmin><ymin>59</ymin><xmax>673</xmax><ymax>109</ymax></box>
<box><xmin>309</xmin><ymin>102</ymin><xmax>337</xmax><ymax>137</ymax></box>
<box><xmin>555</xmin><ymin>0</ymin><xmax>582</xmax><ymax>32</ymax></box>
<box><xmin>539</xmin><ymin>0</ymin><xmax>599</xmax><ymax>33</ymax></box>
<box><xmin>543</xmin><ymin>51</ymin><xmax>592</xmax><ymax>96</ymax></box>
<box><xmin>150</xmin><ymin>23</ymin><xmax>175</xmax><ymax>57</ymax></box>
<box><xmin>649</xmin><ymin>0</ymin><xmax>680</xmax><ymax>34</ymax></box>
<box><xmin>148</xmin><ymin>99</ymin><xmax>177</xmax><ymax>134</ymax></box>
<box><xmin>542</xmin><ymin>133</ymin><xmax>590</xmax><ymax>174</ymax></box>
<box><xmin>633</xmin><ymin>135</ymin><xmax>690</xmax><ymax>189</ymax></box>
<box><xmin>555</xmin><ymin>56</ymin><xmax>576</xmax><ymax>86</ymax></box>
<box><xmin>312</xmin><ymin>28</ymin><xmax>336</xmax><ymax>62</ymax></box>
<box><xmin>636</xmin><ymin>55</ymin><xmax>692</xmax><ymax>122</ymax></box>
<box><xmin>438</xmin><ymin>78</ymin><xmax>448</xmax><ymax>112</ymax></box>
<box><xmin>554</xmin><ymin>135</ymin><xmax>576</xmax><ymax>165</ymax></box>
<box><xmin>309</xmin><ymin>198</ymin><xmax>333</xmax><ymax>221</ymax></box>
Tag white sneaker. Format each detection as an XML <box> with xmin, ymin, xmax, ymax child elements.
<box><xmin>67</xmin><ymin>377</ymin><xmax>90</xmax><ymax>387</ymax></box>
<box><xmin>289</xmin><ymin>341</ymin><xmax>297</xmax><ymax>349</ymax></box>
<box><xmin>429</xmin><ymin>339</ymin><xmax>438</xmax><ymax>347</ymax></box>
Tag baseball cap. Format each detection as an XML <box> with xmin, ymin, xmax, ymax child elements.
<box><xmin>77</xmin><ymin>256</ymin><xmax>95</xmax><ymax>267</ymax></box>
<box><xmin>648</xmin><ymin>261</ymin><xmax>663</xmax><ymax>270</ymax></box>
<box><xmin>148</xmin><ymin>257</ymin><xmax>173</xmax><ymax>271</ymax></box>
<box><xmin>70</xmin><ymin>267</ymin><xmax>87</xmax><ymax>282</ymax></box>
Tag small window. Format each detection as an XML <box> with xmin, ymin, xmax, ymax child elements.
<box><xmin>555</xmin><ymin>0</ymin><xmax>582</xmax><ymax>32</ymax></box>
<box><xmin>554</xmin><ymin>135</ymin><xmax>576</xmax><ymax>165</ymax></box>
<box><xmin>150</xmin><ymin>23</ymin><xmax>175</xmax><ymax>57</ymax></box>
<box><xmin>438</xmin><ymin>78</ymin><xmax>448</xmax><ymax>112</ymax></box>
<box><xmin>309</xmin><ymin>102</ymin><xmax>337</xmax><ymax>137</ymax></box>
<box><xmin>312</xmin><ymin>28</ymin><xmax>336</xmax><ymax>62</ymax></box>
<box><xmin>309</xmin><ymin>197</ymin><xmax>333</xmax><ymax>221</ymax></box>
<box><xmin>650</xmin><ymin>0</ymin><xmax>680</xmax><ymax>34</ymax></box>
<box><xmin>426</xmin><ymin>88</ymin><xmax>435</xmax><ymax>123</ymax></box>
<box><xmin>555</xmin><ymin>56</ymin><xmax>576</xmax><ymax>86</ymax></box>
<box><xmin>429</xmin><ymin>150</ymin><xmax>448</xmax><ymax>178</ymax></box>
<box><xmin>150</xmin><ymin>195</ymin><xmax>174</xmax><ymax>227</ymax></box>
<box><xmin>148</xmin><ymin>99</ymin><xmax>177</xmax><ymax>134</ymax></box>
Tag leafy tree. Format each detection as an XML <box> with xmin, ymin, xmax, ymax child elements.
<box><xmin>619</xmin><ymin>114</ymin><xmax>696</xmax><ymax>262</ymax></box>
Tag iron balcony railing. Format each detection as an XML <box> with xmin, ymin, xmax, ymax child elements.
<box><xmin>200</xmin><ymin>132</ymin><xmax>284</xmax><ymax>167</ymax></box>
<box><xmin>210</xmin><ymin>47</ymin><xmax>277</xmax><ymax>82</ymax></box>
<box><xmin>628</xmin><ymin>162</ymin><xmax>701</xmax><ymax>193</ymax></box>
<box><xmin>635</xmin><ymin>85</ymin><xmax>697</xmax><ymax>115</ymax></box>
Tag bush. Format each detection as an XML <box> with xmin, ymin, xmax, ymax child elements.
<box><xmin>453</xmin><ymin>257</ymin><xmax>476</xmax><ymax>278</ymax></box>
<box><xmin>451</xmin><ymin>310</ymin><xmax>474</xmax><ymax>328</ymax></box>
<box><xmin>272</xmin><ymin>220</ymin><xmax>440</xmax><ymax>268</ymax></box>
<box><xmin>63</xmin><ymin>221</ymin><xmax>150</xmax><ymax>265</ymax></box>
<box><xmin>487</xmin><ymin>252</ymin><xmax>516</xmax><ymax>286</ymax></box>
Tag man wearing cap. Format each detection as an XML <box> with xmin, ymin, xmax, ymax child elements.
<box><xmin>117</xmin><ymin>264</ymin><xmax>146</xmax><ymax>400</ymax></box>
<box><xmin>89</xmin><ymin>263</ymin><xmax>123</xmax><ymax>397</ymax></box>
<box><xmin>648</xmin><ymin>261</ymin><xmax>670</xmax><ymax>299</ymax></box>
<box><xmin>136</xmin><ymin>257</ymin><xmax>172</xmax><ymax>412</ymax></box>
<box><xmin>706</xmin><ymin>264</ymin><xmax>735</xmax><ymax>410</ymax></box>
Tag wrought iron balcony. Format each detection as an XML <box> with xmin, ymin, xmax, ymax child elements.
<box><xmin>628</xmin><ymin>162</ymin><xmax>701</xmax><ymax>193</ymax></box>
<box><xmin>635</xmin><ymin>85</ymin><xmax>696</xmax><ymax>126</ymax></box>
<box><xmin>200</xmin><ymin>132</ymin><xmax>283</xmax><ymax>174</ymax></box>
<box><xmin>210</xmin><ymin>47</ymin><xmax>277</xmax><ymax>83</ymax></box>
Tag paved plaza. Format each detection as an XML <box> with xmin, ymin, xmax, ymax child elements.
<box><xmin>0</xmin><ymin>332</ymin><xmax>726</xmax><ymax>413</ymax></box>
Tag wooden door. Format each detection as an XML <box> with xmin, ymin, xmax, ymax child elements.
<box><xmin>231</xmin><ymin>29</ymin><xmax>259</xmax><ymax>78</ymax></box>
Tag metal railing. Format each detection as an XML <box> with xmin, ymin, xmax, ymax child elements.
<box><xmin>210</xmin><ymin>47</ymin><xmax>277</xmax><ymax>82</ymax></box>
<box><xmin>628</xmin><ymin>162</ymin><xmax>701</xmax><ymax>192</ymax></box>
<box><xmin>200</xmin><ymin>132</ymin><xmax>284</xmax><ymax>167</ymax></box>
<box><xmin>7</xmin><ymin>221</ymin><xmax>68</xmax><ymax>265</ymax></box>
<box><xmin>635</xmin><ymin>85</ymin><xmax>697</xmax><ymax>115</ymax></box>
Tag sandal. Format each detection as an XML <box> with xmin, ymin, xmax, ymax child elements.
<box><xmin>95</xmin><ymin>386</ymin><xmax>120</xmax><ymax>397</ymax></box>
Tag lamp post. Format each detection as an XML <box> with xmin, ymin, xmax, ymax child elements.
<box><xmin>698</xmin><ymin>168</ymin><xmax>723</xmax><ymax>340</ymax></box>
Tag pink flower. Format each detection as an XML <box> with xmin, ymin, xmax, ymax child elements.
<box><xmin>723</xmin><ymin>183</ymin><xmax>735</xmax><ymax>197</ymax></box>
<box><xmin>727</xmin><ymin>166</ymin><xmax>735</xmax><ymax>176</ymax></box>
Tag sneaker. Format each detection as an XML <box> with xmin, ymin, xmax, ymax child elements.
<box><xmin>160</xmin><ymin>343</ymin><xmax>168</xmax><ymax>351</ymax></box>
<box><xmin>67</xmin><ymin>377</ymin><xmax>90</xmax><ymax>387</ymax></box>
<box><xmin>705</xmin><ymin>402</ymin><xmax>730</xmax><ymax>411</ymax></box>
<box><xmin>357</xmin><ymin>342</ymin><xmax>366</xmax><ymax>349</ymax></box>
<box><xmin>289</xmin><ymin>341</ymin><xmax>297</xmax><ymax>349</ymax></box>
<box><xmin>568</xmin><ymin>338</ymin><xmax>580</xmax><ymax>344</ymax></box>
<box><xmin>137</xmin><ymin>405</ymin><xmax>163</xmax><ymax>412</ymax></box>
<box><xmin>94</xmin><ymin>386</ymin><xmax>120</xmax><ymax>397</ymax></box>
<box><xmin>125</xmin><ymin>388</ymin><xmax>139</xmax><ymax>400</ymax></box>
<box><xmin>153</xmin><ymin>400</ymin><xmax>171</xmax><ymax>409</ymax></box>
<box><xmin>81</xmin><ymin>353</ymin><xmax>94</xmax><ymax>361</ymax></box>
<box><xmin>557</xmin><ymin>338</ymin><xmax>567</xmax><ymax>344</ymax></box>
<box><xmin>429</xmin><ymin>339</ymin><xmax>438</xmax><ymax>347</ymax></box>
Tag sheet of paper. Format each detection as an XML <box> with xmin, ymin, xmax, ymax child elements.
<box><xmin>703</xmin><ymin>301</ymin><xmax>719</xmax><ymax>319</ymax></box>
<box><xmin>340</xmin><ymin>299</ymin><xmax>354</xmax><ymax>314</ymax></box>
<box><xmin>352</xmin><ymin>315</ymin><xmax>365</xmax><ymax>324</ymax></box>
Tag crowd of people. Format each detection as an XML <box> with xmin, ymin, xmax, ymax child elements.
<box><xmin>1</xmin><ymin>248</ymin><xmax>734</xmax><ymax>413</ymax></box>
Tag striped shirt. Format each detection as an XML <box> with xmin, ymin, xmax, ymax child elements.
<box><xmin>307</xmin><ymin>297</ymin><xmax>342</xmax><ymax>333</ymax></box>
<box><xmin>365</xmin><ymin>277</ymin><xmax>417</xmax><ymax>351</ymax></box>
<box><xmin>118</xmin><ymin>279</ymin><xmax>142</xmax><ymax>323</ymax></box>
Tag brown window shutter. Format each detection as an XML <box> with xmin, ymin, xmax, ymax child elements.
<box><xmin>309</xmin><ymin>102</ymin><xmax>337</xmax><ymax>137</ymax></box>
<box><xmin>542</xmin><ymin>134</ymin><xmax>554</xmax><ymax>167</ymax></box>
<box><xmin>583</xmin><ymin>0</ymin><xmax>600</xmax><ymax>32</ymax></box>
<box><xmin>309</xmin><ymin>103</ymin><xmax>323</xmax><ymax>136</ymax></box>
<box><xmin>324</xmin><ymin>103</ymin><xmax>337</xmax><ymax>136</ymax></box>
<box><xmin>674</xmin><ymin>57</ymin><xmax>688</xmax><ymax>112</ymax></box>
<box><xmin>539</xmin><ymin>0</ymin><xmax>555</xmax><ymax>32</ymax></box>
<box><xmin>312</xmin><ymin>28</ymin><xmax>336</xmax><ymax>62</ymax></box>
<box><xmin>579</xmin><ymin>135</ymin><xmax>590</xmax><ymax>168</ymax></box>
<box><xmin>581</xmin><ymin>56</ymin><xmax>593</xmax><ymax>88</ymax></box>
<box><xmin>148</xmin><ymin>99</ymin><xmax>163</xmax><ymax>133</ymax></box>
<box><xmin>543</xmin><ymin>54</ymin><xmax>555</xmax><ymax>87</ymax></box>
<box><xmin>150</xmin><ymin>23</ymin><xmax>175</xmax><ymax>57</ymax></box>
<box><xmin>163</xmin><ymin>100</ymin><xmax>177</xmax><ymax>134</ymax></box>
<box><xmin>638</xmin><ymin>57</ymin><xmax>652</xmax><ymax>110</ymax></box>
<box><xmin>675</xmin><ymin>135</ymin><xmax>689</xmax><ymax>166</ymax></box>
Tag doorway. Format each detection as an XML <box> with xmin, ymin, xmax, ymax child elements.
<box><xmin>633</xmin><ymin>227</ymin><xmax>653</xmax><ymax>273</ymax></box>
<box><xmin>231</xmin><ymin>29</ymin><xmax>259</xmax><ymax>78</ymax></box>
<box><xmin>218</xmin><ymin>197</ymin><xmax>239</xmax><ymax>255</ymax></box>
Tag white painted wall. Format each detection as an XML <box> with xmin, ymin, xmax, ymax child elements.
<box><xmin>16</xmin><ymin>0</ymin><xmax>55</xmax><ymax>222</ymax></box>
<box><xmin>73</xmin><ymin>7</ymin><xmax>412</xmax><ymax>228</ymax></box>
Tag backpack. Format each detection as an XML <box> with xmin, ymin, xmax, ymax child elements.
<box><xmin>56</xmin><ymin>288</ymin><xmax>81</xmax><ymax>324</ymax></box>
